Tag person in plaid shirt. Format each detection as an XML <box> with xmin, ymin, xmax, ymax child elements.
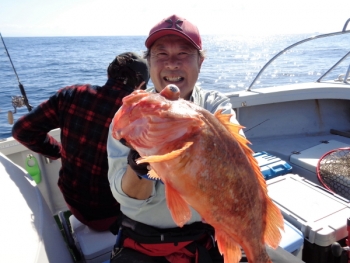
<box><xmin>12</xmin><ymin>52</ymin><xmax>149</xmax><ymax>231</ymax></box>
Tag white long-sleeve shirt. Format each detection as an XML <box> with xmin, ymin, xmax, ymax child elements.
<box><xmin>107</xmin><ymin>85</ymin><xmax>241</xmax><ymax>228</ymax></box>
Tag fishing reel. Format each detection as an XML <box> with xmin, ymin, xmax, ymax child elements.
<box><xmin>331</xmin><ymin>242</ymin><xmax>350</xmax><ymax>263</ymax></box>
<box><xmin>1</xmin><ymin>33</ymin><xmax>33</xmax><ymax>124</ymax></box>
<box><xmin>8</xmin><ymin>95</ymin><xmax>27</xmax><ymax>124</ymax></box>
<box><xmin>331</xmin><ymin>217</ymin><xmax>350</xmax><ymax>263</ymax></box>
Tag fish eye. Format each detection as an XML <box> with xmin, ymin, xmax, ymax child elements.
<box><xmin>168</xmin><ymin>84</ymin><xmax>179</xmax><ymax>93</ymax></box>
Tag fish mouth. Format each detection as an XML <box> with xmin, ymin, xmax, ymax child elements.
<box><xmin>164</xmin><ymin>76</ymin><xmax>184</xmax><ymax>82</ymax></box>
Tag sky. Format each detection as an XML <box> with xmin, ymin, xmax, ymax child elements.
<box><xmin>1</xmin><ymin>0</ymin><xmax>350</xmax><ymax>37</ymax></box>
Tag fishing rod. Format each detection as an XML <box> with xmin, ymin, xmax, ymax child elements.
<box><xmin>1</xmin><ymin>32</ymin><xmax>32</xmax><ymax>124</ymax></box>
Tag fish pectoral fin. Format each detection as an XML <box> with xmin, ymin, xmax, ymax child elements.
<box><xmin>136</xmin><ymin>142</ymin><xmax>193</xmax><ymax>164</ymax></box>
<box><xmin>216</xmin><ymin>230</ymin><xmax>242</xmax><ymax>263</ymax></box>
<box><xmin>147</xmin><ymin>169</ymin><xmax>161</xmax><ymax>180</ymax></box>
<box><xmin>165</xmin><ymin>183</ymin><xmax>191</xmax><ymax>228</ymax></box>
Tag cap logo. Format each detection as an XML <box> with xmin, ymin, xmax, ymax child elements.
<box><xmin>165</xmin><ymin>19</ymin><xmax>183</xmax><ymax>31</ymax></box>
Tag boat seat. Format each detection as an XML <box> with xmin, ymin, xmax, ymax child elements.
<box><xmin>69</xmin><ymin>215</ymin><xmax>116</xmax><ymax>263</ymax></box>
<box><xmin>0</xmin><ymin>153</ymin><xmax>73</xmax><ymax>263</ymax></box>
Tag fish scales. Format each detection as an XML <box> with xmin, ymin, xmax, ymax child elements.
<box><xmin>111</xmin><ymin>85</ymin><xmax>284</xmax><ymax>263</ymax></box>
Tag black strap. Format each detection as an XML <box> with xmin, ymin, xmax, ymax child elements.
<box><xmin>119</xmin><ymin>215</ymin><xmax>214</xmax><ymax>244</ymax></box>
<box><xmin>185</xmin><ymin>241</ymin><xmax>214</xmax><ymax>263</ymax></box>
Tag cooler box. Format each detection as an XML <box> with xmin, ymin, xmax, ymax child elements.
<box><xmin>254</xmin><ymin>151</ymin><xmax>292</xmax><ymax>180</ymax></box>
<box><xmin>70</xmin><ymin>215</ymin><xmax>116</xmax><ymax>263</ymax></box>
<box><xmin>267</xmin><ymin>174</ymin><xmax>350</xmax><ymax>263</ymax></box>
<box><xmin>280</xmin><ymin>220</ymin><xmax>304</xmax><ymax>256</ymax></box>
<box><xmin>290</xmin><ymin>140</ymin><xmax>349</xmax><ymax>173</ymax></box>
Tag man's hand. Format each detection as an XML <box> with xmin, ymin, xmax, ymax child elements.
<box><xmin>127</xmin><ymin>149</ymin><xmax>149</xmax><ymax>177</ymax></box>
<box><xmin>122</xmin><ymin>150</ymin><xmax>154</xmax><ymax>200</ymax></box>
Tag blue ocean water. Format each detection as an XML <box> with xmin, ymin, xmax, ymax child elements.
<box><xmin>0</xmin><ymin>33</ymin><xmax>349</xmax><ymax>139</ymax></box>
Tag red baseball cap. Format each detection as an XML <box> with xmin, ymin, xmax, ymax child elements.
<box><xmin>145</xmin><ymin>14</ymin><xmax>202</xmax><ymax>50</ymax></box>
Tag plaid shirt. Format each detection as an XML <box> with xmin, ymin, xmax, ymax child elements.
<box><xmin>12</xmin><ymin>79</ymin><xmax>134</xmax><ymax>220</ymax></box>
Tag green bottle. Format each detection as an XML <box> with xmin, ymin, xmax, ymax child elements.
<box><xmin>25</xmin><ymin>154</ymin><xmax>41</xmax><ymax>184</ymax></box>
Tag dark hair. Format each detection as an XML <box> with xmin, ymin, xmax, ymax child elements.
<box><xmin>108</xmin><ymin>53</ymin><xmax>148</xmax><ymax>90</ymax></box>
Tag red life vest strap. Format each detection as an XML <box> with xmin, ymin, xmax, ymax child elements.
<box><xmin>123</xmin><ymin>234</ymin><xmax>213</xmax><ymax>263</ymax></box>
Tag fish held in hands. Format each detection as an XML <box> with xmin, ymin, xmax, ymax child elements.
<box><xmin>111</xmin><ymin>84</ymin><xmax>284</xmax><ymax>263</ymax></box>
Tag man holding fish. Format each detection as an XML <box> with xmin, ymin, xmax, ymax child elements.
<box><xmin>107</xmin><ymin>14</ymin><xmax>304</xmax><ymax>263</ymax></box>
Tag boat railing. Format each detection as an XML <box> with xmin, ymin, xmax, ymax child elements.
<box><xmin>247</xmin><ymin>18</ymin><xmax>350</xmax><ymax>91</ymax></box>
<box><xmin>317</xmin><ymin>51</ymin><xmax>350</xmax><ymax>84</ymax></box>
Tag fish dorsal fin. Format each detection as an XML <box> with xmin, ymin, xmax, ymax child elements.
<box><xmin>214</xmin><ymin>111</ymin><xmax>244</xmax><ymax>135</ymax></box>
<box><xmin>136</xmin><ymin>142</ymin><xmax>193</xmax><ymax>164</ymax></box>
<box><xmin>215</xmin><ymin>110</ymin><xmax>263</xmax><ymax>189</ymax></box>
<box><xmin>216</xmin><ymin>229</ymin><xmax>241</xmax><ymax>263</ymax></box>
<box><xmin>214</xmin><ymin>110</ymin><xmax>254</xmax><ymax>157</ymax></box>
<box><xmin>215</xmin><ymin>110</ymin><xmax>284</xmax><ymax>248</ymax></box>
<box><xmin>165</xmin><ymin>183</ymin><xmax>192</xmax><ymax>227</ymax></box>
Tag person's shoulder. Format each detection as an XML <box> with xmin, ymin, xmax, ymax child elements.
<box><xmin>57</xmin><ymin>84</ymin><xmax>96</xmax><ymax>95</ymax></box>
<box><xmin>192</xmin><ymin>85</ymin><xmax>233</xmax><ymax>114</ymax></box>
<box><xmin>195</xmin><ymin>85</ymin><xmax>228</xmax><ymax>99</ymax></box>
<box><xmin>61</xmin><ymin>83</ymin><xmax>95</xmax><ymax>90</ymax></box>
<box><xmin>46</xmin><ymin>84</ymin><xmax>90</xmax><ymax>103</ymax></box>
<box><xmin>193</xmin><ymin>85</ymin><xmax>230</xmax><ymax>105</ymax></box>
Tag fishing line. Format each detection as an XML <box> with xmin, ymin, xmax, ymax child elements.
<box><xmin>1</xmin><ymin>32</ymin><xmax>32</xmax><ymax>124</ymax></box>
<box><xmin>244</xmin><ymin>119</ymin><xmax>270</xmax><ymax>133</ymax></box>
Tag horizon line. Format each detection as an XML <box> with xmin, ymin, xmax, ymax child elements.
<box><xmin>0</xmin><ymin>32</ymin><xmax>322</xmax><ymax>38</ymax></box>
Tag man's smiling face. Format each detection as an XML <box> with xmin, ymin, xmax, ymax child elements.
<box><xmin>148</xmin><ymin>35</ymin><xmax>204</xmax><ymax>100</ymax></box>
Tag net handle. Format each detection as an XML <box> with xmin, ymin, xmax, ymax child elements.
<box><xmin>316</xmin><ymin>147</ymin><xmax>350</xmax><ymax>191</ymax></box>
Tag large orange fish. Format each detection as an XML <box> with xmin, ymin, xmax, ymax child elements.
<box><xmin>111</xmin><ymin>84</ymin><xmax>284</xmax><ymax>263</ymax></box>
